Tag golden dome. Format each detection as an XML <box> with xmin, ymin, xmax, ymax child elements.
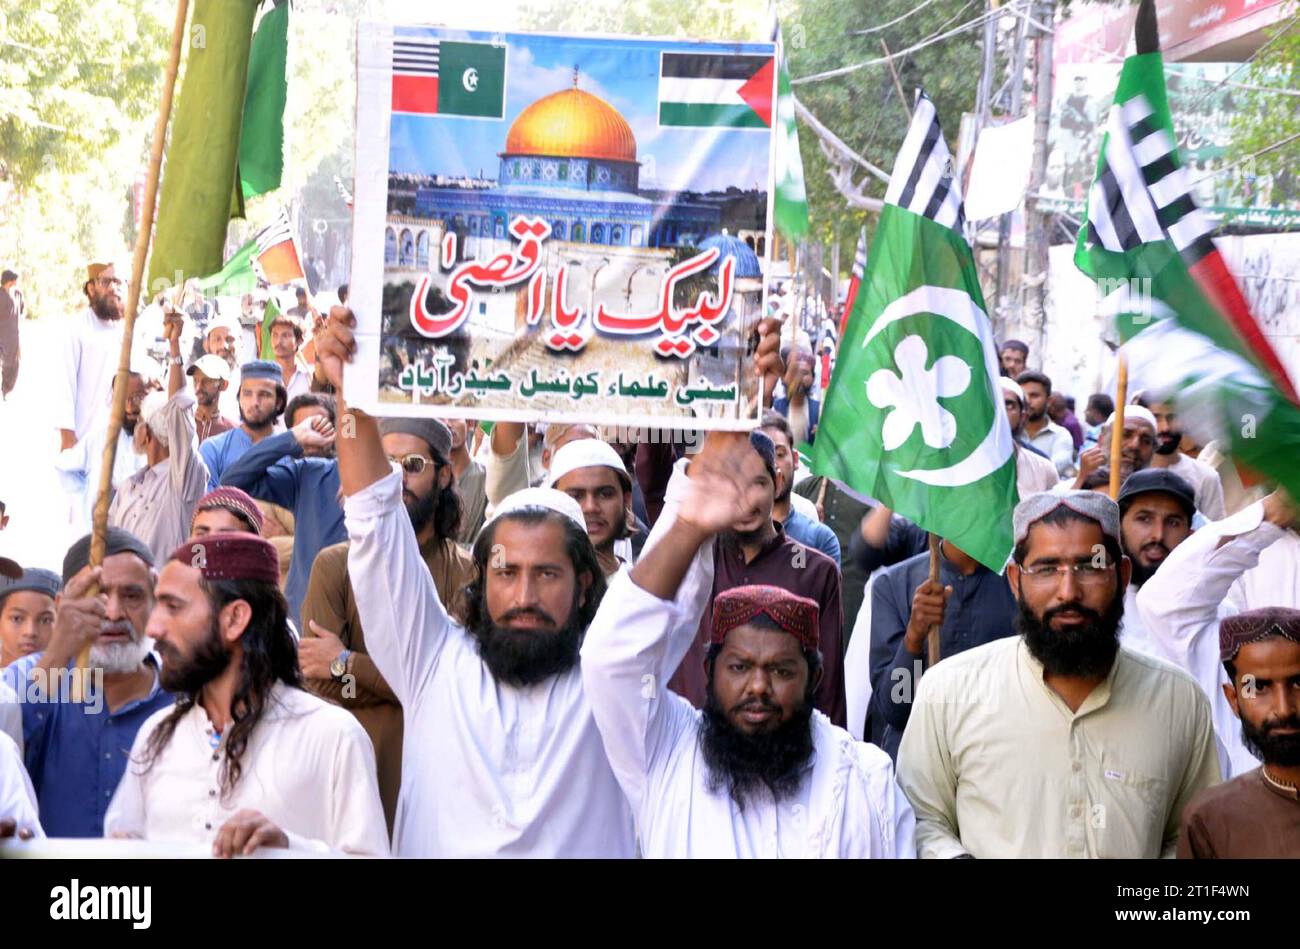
<box><xmin>504</xmin><ymin>87</ymin><xmax>637</xmax><ymax>163</ymax></box>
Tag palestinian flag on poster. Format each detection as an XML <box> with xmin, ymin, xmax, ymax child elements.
<box><xmin>772</xmin><ymin>20</ymin><xmax>809</xmax><ymax>239</ymax></box>
<box><xmin>1074</xmin><ymin>0</ymin><xmax>1300</xmax><ymax>498</ymax></box>
<box><xmin>391</xmin><ymin>35</ymin><xmax>506</xmax><ymax>119</ymax></box>
<box><xmin>253</xmin><ymin>208</ymin><xmax>305</xmax><ymax>286</ymax></box>
<box><xmin>658</xmin><ymin>52</ymin><xmax>774</xmax><ymax>129</ymax></box>
<box><xmin>811</xmin><ymin>91</ymin><xmax>1016</xmax><ymax>571</ymax></box>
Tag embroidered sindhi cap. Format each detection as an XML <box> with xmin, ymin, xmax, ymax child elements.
<box><xmin>1220</xmin><ymin>607</ymin><xmax>1300</xmax><ymax>664</ymax></box>
<box><xmin>170</xmin><ymin>532</ymin><xmax>280</xmax><ymax>585</ymax></box>
<box><xmin>712</xmin><ymin>584</ymin><xmax>820</xmax><ymax>651</ymax></box>
<box><xmin>1013</xmin><ymin>490</ymin><xmax>1121</xmax><ymax>548</ymax></box>
<box><xmin>191</xmin><ymin>486</ymin><xmax>265</xmax><ymax>535</ymax></box>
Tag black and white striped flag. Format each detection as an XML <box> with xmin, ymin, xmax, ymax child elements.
<box><xmin>883</xmin><ymin>91</ymin><xmax>967</xmax><ymax>235</ymax></box>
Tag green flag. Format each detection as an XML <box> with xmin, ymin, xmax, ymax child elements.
<box><xmin>236</xmin><ymin>0</ymin><xmax>289</xmax><ymax>206</ymax></box>
<box><xmin>194</xmin><ymin>239</ymin><xmax>258</xmax><ymax>298</ymax></box>
<box><xmin>436</xmin><ymin>42</ymin><xmax>506</xmax><ymax>118</ymax></box>
<box><xmin>772</xmin><ymin>27</ymin><xmax>809</xmax><ymax>240</ymax></box>
<box><xmin>1073</xmin><ymin>0</ymin><xmax>1300</xmax><ymax>499</ymax></box>
<box><xmin>147</xmin><ymin>0</ymin><xmax>258</xmax><ymax>296</ymax></box>
<box><xmin>259</xmin><ymin>295</ymin><xmax>281</xmax><ymax>360</ymax></box>
<box><xmin>811</xmin><ymin>94</ymin><xmax>1016</xmax><ymax>571</ymax></box>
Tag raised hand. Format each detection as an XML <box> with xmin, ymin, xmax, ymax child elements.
<box><xmin>678</xmin><ymin>430</ymin><xmax>756</xmax><ymax>536</ymax></box>
<box><xmin>316</xmin><ymin>306</ymin><xmax>357</xmax><ymax>393</ymax></box>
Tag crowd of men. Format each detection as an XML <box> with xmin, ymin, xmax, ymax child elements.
<box><xmin>1</xmin><ymin>261</ymin><xmax>1298</xmax><ymax>859</ymax></box>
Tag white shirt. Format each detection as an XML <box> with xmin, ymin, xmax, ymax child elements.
<box><xmin>53</xmin><ymin>308</ymin><xmax>124</xmax><ymax>442</ymax></box>
<box><xmin>580</xmin><ymin>462</ymin><xmax>916</xmax><ymax>858</ymax></box>
<box><xmin>1136</xmin><ymin>500</ymin><xmax>1300</xmax><ymax>777</ymax></box>
<box><xmin>107</xmin><ymin>389</ymin><xmax>210</xmax><ymax>565</ymax></box>
<box><xmin>55</xmin><ymin>428</ymin><xmax>144</xmax><ymax>536</ymax></box>
<box><xmin>0</xmin><ymin>732</ymin><xmax>41</xmax><ymax>836</ymax></box>
<box><xmin>344</xmin><ymin>466</ymin><xmax>637</xmax><ymax>857</ymax></box>
<box><xmin>845</xmin><ymin>573</ymin><xmax>881</xmax><ymax>741</ymax></box>
<box><xmin>1</xmin><ymin>681</ymin><xmax>22</xmax><ymax>757</ymax></box>
<box><xmin>1163</xmin><ymin>453</ymin><xmax>1226</xmax><ymax>521</ymax></box>
<box><xmin>790</xmin><ymin>491</ymin><xmax>820</xmax><ymax>522</ymax></box>
<box><xmin>283</xmin><ymin>364</ymin><xmax>312</xmax><ymax>405</ymax></box>
<box><xmin>104</xmin><ymin>683</ymin><xmax>388</xmax><ymax>855</ymax></box>
<box><xmin>1026</xmin><ymin>420</ymin><xmax>1077</xmax><ymax>478</ymax></box>
<box><xmin>1016</xmin><ymin>444</ymin><xmax>1060</xmax><ymax>498</ymax></box>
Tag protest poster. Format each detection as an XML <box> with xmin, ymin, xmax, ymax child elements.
<box><xmin>345</xmin><ymin>22</ymin><xmax>777</xmax><ymax>429</ymax></box>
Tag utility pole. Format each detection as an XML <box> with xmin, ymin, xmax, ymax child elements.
<box><xmin>1022</xmin><ymin>0</ymin><xmax>1056</xmax><ymax>362</ymax></box>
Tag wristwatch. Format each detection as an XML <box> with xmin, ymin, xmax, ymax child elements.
<box><xmin>168</xmin><ymin>354</ymin><xmax>184</xmax><ymax>366</ymax></box>
<box><xmin>330</xmin><ymin>649</ymin><xmax>352</xmax><ymax>680</ymax></box>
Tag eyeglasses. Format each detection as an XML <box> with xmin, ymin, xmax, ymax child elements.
<box><xmin>95</xmin><ymin>276</ymin><xmax>124</xmax><ymax>289</ymax></box>
<box><xmin>1018</xmin><ymin>561</ymin><xmax>1115</xmax><ymax>585</ymax></box>
<box><xmin>387</xmin><ymin>453</ymin><xmax>433</xmax><ymax>476</ymax></box>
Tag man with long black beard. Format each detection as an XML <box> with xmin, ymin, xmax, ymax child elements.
<box><xmin>105</xmin><ymin>532</ymin><xmax>388</xmax><ymax>856</ymax></box>
<box><xmin>898</xmin><ymin>491</ymin><xmax>1221</xmax><ymax>858</ymax></box>
<box><xmin>581</xmin><ymin>434</ymin><xmax>915</xmax><ymax>857</ymax></box>
<box><xmin>667</xmin><ymin>431</ymin><xmax>846</xmax><ymax>727</ymax></box>
<box><xmin>1178</xmin><ymin>608</ymin><xmax>1300</xmax><ymax>857</ymax></box>
<box><xmin>299</xmin><ymin>417</ymin><xmax>474</xmax><ymax>833</ymax></box>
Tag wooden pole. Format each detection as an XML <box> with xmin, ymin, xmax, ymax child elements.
<box><xmin>74</xmin><ymin>0</ymin><xmax>191</xmax><ymax>699</ymax></box>
<box><xmin>1108</xmin><ymin>356</ymin><xmax>1129</xmax><ymax>500</ymax></box>
<box><xmin>926</xmin><ymin>534</ymin><xmax>941</xmax><ymax>667</ymax></box>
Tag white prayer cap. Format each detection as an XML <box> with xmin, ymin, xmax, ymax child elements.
<box><xmin>546</xmin><ymin>438</ymin><xmax>632</xmax><ymax>491</ymax></box>
<box><xmin>1105</xmin><ymin>405</ymin><xmax>1157</xmax><ymax>431</ymax></box>
<box><xmin>999</xmin><ymin>377</ymin><xmax>1025</xmax><ymax>403</ymax></box>
<box><xmin>139</xmin><ymin>389</ymin><xmax>170</xmax><ymax>447</ymax></box>
<box><xmin>488</xmin><ymin>487</ymin><xmax>586</xmax><ymax>534</ymax></box>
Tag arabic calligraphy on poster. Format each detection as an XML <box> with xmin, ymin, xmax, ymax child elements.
<box><xmin>347</xmin><ymin>22</ymin><xmax>777</xmax><ymax>429</ymax></box>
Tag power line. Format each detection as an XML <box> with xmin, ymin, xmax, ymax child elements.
<box><xmin>845</xmin><ymin>0</ymin><xmax>942</xmax><ymax>37</ymax></box>
<box><xmin>1186</xmin><ymin>13</ymin><xmax>1299</xmax><ymax>113</ymax></box>
<box><xmin>793</xmin><ymin>1</ymin><xmax>1027</xmax><ymax>86</ymax></box>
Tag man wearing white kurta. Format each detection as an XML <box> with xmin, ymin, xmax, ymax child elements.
<box><xmin>1136</xmin><ymin>489</ymin><xmax>1300</xmax><ymax>777</ymax></box>
<box><xmin>0</xmin><ymin>731</ymin><xmax>41</xmax><ymax>837</ymax></box>
<box><xmin>104</xmin><ymin>532</ymin><xmax>387</xmax><ymax>856</ymax></box>
<box><xmin>53</xmin><ymin>262</ymin><xmax>127</xmax><ymax>450</ymax></box>
<box><xmin>581</xmin><ymin>439</ymin><xmax>916</xmax><ymax>858</ymax></box>
<box><xmin>343</xmin><ymin>428</ymin><xmax>636</xmax><ymax>857</ymax></box>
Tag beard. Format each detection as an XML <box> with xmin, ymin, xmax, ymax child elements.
<box><xmin>91</xmin><ymin>293</ymin><xmax>123</xmax><ymax>322</ymax></box>
<box><xmin>699</xmin><ymin>680</ymin><xmax>815</xmax><ymax>810</ymax></box>
<box><xmin>467</xmin><ymin>600</ymin><xmax>584</xmax><ymax>687</ymax></box>
<box><xmin>239</xmin><ymin>403</ymin><xmax>277</xmax><ymax>428</ymax></box>
<box><xmin>403</xmin><ymin>484</ymin><xmax>438</xmax><ymax>535</ymax></box>
<box><xmin>1241</xmin><ymin>713</ymin><xmax>1300</xmax><ymax>767</ymax></box>
<box><xmin>157</xmin><ymin>614</ymin><xmax>233</xmax><ymax>693</ymax></box>
<box><xmin>88</xmin><ymin>620</ymin><xmax>151</xmax><ymax>674</ymax></box>
<box><xmin>725</xmin><ymin>521</ymin><xmax>770</xmax><ymax>550</ymax></box>
<box><xmin>1128</xmin><ymin>546</ymin><xmax>1168</xmax><ymax>587</ymax></box>
<box><xmin>1017</xmin><ymin>590</ymin><xmax>1124</xmax><ymax>678</ymax></box>
<box><xmin>775</xmin><ymin>478</ymin><xmax>792</xmax><ymax>504</ymax></box>
<box><xmin>1155</xmin><ymin>431</ymin><xmax>1182</xmax><ymax>456</ymax></box>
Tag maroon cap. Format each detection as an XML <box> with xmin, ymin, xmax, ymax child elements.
<box><xmin>191</xmin><ymin>486</ymin><xmax>264</xmax><ymax>535</ymax></box>
<box><xmin>711</xmin><ymin>584</ymin><xmax>820</xmax><ymax>651</ymax></box>
<box><xmin>170</xmin><ymin>532</ymin><xmax>280</xmax><ymax>585</ymax></box>
<box><xmin>1220</xmin><ymin>607</ymin><xmax>1300</xmax><ymax>663</ymax></box>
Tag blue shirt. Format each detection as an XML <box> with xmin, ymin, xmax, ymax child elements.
<box><xmin>3</xmin><ymin>654</ymin><xmax>173</xmax><ymax>837</ymax></box>
<box><xmin>199</xmin><ymin>427</ymin><xmax>255</xmax><ymax>492</ymax></box>
<box><xmin>867</xmin><ymin>548</ymin><xmax>1017</xmax><ymax>761</ymax></box>
<box><xmin>782</xmin><ymin>508</ymin><xmax>841</xmax><ymax>567</ymax></box>
<box><xmin>220</xmin><ymin>429</ymin><xmax>346</xmax><ymax>625</ymax></box>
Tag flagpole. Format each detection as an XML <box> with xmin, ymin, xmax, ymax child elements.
<box><xmin>1108</xmin><ymin>355</ymin><xmax>1128</xmax><ymax>500</ymax></box>
<box><xmin>75</xmin><ymin>0</ymin><xmax>191</xmax><ymax>699</ymax></box>
<box><xmin>926</xmin><ymin>534</ymin><xmax>941</xmax><ymax>667</ymax></box>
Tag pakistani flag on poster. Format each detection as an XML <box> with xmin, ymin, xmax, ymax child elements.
<box><xmin>811</xmin><ymin>91</ymin><xmax>1017</xmax><ymax>571</ymax></box>
<box><xmin>1074</xmin><ymin>0</ymin><xmax>1300</xmax><ymax>498</ymax></box>
<box><xmin>391</xmin><ymin>35</ymin><xmax>507</xmax><ymax>118</ymax></box>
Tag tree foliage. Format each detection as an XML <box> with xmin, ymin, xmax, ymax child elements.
<box><xmin>1228</xmin><ymin>10</ymin><xmax>1300</xmax><ymax>204</ymax></box>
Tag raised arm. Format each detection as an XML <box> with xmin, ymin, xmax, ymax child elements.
<box><xmin>485</xmin><ymin>421</ymin><xmax>532</xmax><ymax>508</ymax></box>
<box><xmin>219</xmin><ymin>428</ymin><xmax>305</xmax><ymax>509</ymax></box>
<box><xmin>580</xmin><ymin>433</ymin><xmax>752</xmax><ymax>813</ymax></box>
<box><xmin>317</xmin><ymin>308</ymin><xmax>454</xmax><ymax>705</ymax></box>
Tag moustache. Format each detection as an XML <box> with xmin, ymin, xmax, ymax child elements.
<box><xmin>732</xmin><ymin>698</ymin><xmax>779</xmax><ymax>714</ymax></box>
<box><xmin>1042</xmin><ymin>602</ymin><xmax>1103</xmax><ymax>625</ymax></box>
<box><xmin>1259</xmin><ymin>715</ymin><xmax>1300</xmax><ymax>735</ymax></box>
<box><xmin>1139</xmin><ymin>542</ymin><xmax>1169</xmax><ymax>559</ymax></box>
<box><xmin>497</xmin><ymin>608</ymin><xmax>557</xmax><ymax>629</ymax></box>
<box><xmin>99</xmin><ymin>620</ymin><xmax>136</xmax><ymax>638</ymax></box>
